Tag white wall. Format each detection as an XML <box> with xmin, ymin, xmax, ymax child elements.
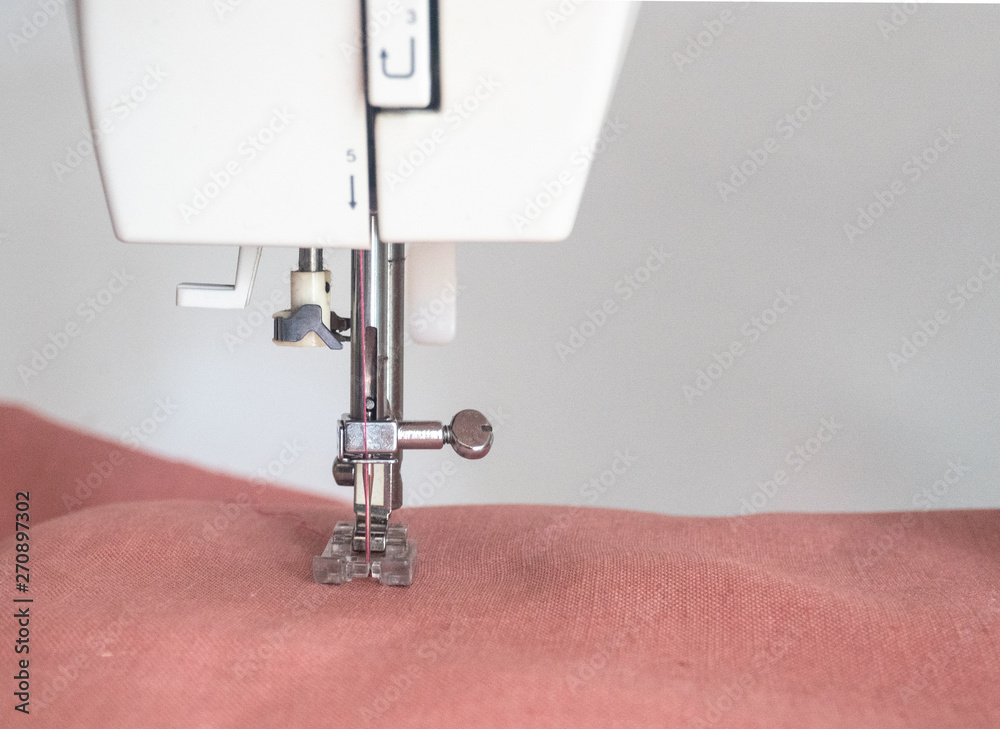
<box><xmin>1</xmin><ymin>2</ymin><xmax>998</xmax><ymax>516</ymax></box>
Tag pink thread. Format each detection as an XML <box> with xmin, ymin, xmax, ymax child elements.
<box><xmin>358</xmin><ymin>251</ymin><xmax>371</xmax><ymax>565</ymax></box>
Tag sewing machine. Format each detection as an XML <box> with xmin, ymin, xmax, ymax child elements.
<box><xmin>69</xmin><ymin>0</ymin><xmax>638</xmax><ymax>584</ymax></box>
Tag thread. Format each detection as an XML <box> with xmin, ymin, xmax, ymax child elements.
<box><xmin>358</xmin><ymin>250</ymin><xmax>371</xmax><ymax>565</ymax></box>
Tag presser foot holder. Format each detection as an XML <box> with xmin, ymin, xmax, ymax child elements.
<box><xmin>313</xmin><ymin>521</ymin><xmax>416</xmax><ymax>586</ymax></box>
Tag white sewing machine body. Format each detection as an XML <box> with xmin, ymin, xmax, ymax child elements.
<box><xmin>69</xmin><ymin>0</ymin><xmax>638</xmax><ymax>584</ymax></box>
<box><xmin>73</xmin><ymin>0</ymin><xmax>636</xmax><ymax>247</ymax></box>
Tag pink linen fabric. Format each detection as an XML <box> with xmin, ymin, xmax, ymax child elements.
<box><xmin>1</xmin><ymin>403</ymin><xmax>998</xmax><ymax>729</ymax></box>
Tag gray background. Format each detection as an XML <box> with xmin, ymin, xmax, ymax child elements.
<box><xmin>2</xmin><ymin>2</ymin><xmax>998</xmax><ymax>516</ymax></box>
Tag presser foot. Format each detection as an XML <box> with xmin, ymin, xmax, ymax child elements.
<box><xmin>312</xmin><ymin>521</ymin><xmax>416</xmax><ymax>586</ymax></box>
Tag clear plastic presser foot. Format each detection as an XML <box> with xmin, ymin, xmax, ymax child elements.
<box><xmin>313</xmin><ymin>522</ymin><xmax>416</xmax><ymax>586</ymax></box>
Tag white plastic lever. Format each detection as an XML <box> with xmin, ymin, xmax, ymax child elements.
<box><xmin>406</xmin><ymin>242</ymin><xmax>457</xmax><ymax>344</ymax></box>
<box><xmin>176</xmin><ymin>246</ymin><xmax>262</xmax><ymax>309</ymax></box>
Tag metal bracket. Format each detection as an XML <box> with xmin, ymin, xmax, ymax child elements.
<box><xmin>273</xmin><ymin>304</ymin><xmax>346</xmax><ymax>350</ymax></box>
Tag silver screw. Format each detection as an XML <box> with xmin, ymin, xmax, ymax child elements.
<box><xmin>445</xmin><ymin>409</ymin><xmax>494</xmax><ymax>460</ymax></box>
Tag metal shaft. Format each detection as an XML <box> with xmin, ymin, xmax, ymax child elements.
<box><xmin>350</xmin><ymin>218</ymin><xmax>387</xmax><ymax>421</ymax></box>
<box><xmin>349</xmin><ymin>216</ymin><xmax>405</xmax><ymax>547</ymax></box>
<box><xmin>386</xmin><ymin>243</ymin><xmax>405</xmax><ymax>423</ymax></box>
<box><xmin>386</xmin><ymin>243</ymin><xmax>405</xmax><ymax>511</ymax></box>
<box><xmin>298</xmin><ymin>247</ymin><xmax>323</xmax><ymax>272</ymax></box>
